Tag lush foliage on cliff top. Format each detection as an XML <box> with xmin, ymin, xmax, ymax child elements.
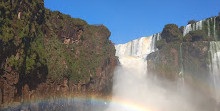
<box><xmin>156</xmin><ymin>15</ymin><xmax>220</xmax><ymax>50</ymax></box>
<box><xmin>0</xmin><ymin>0</ymin><xmax>115</xmax><ymax>85</ymax></box>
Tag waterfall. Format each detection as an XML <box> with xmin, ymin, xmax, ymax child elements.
<box><xmin>182</xmin><ymin>17</ymin><xmax>219</xmax><ymax>41</ymax></box>
<box><xmin>183</xmin><ymin>20</ymin><xmax>203</xmax><ymax>36</ymax></box>
<box><xmin>115</xmin><ymin>35</ymin><xmax>157</xmax><ymax>58</ymax></box>
<box><xmin>151</xmin><ymin>33</ymin><xmax>161</xmax><ymax>51</ymax></box>
<box><xmin>209</xmin><ymin>41</ymin><xmax>220</xmax><ymax>103</ymax></box>
<box><xmin>207</xmin><ymin>19</ymin><xmax>211</xmax><ymax>37</ymax></box>
<box><xmin>108</xmin><ymin>35</ymin><xmax>197</xmax><ymax>111</ymax></box>
<box><xmin>183</xmin><ymin>24</ymin><xmax>192</xmax><ymax>36</ymax></box>
<box><xmin>179</xmin><ymin>43</ymin><xmax>184</xmax><ymax>75</ymax></box>
<box><xmin>115</xmin><ymin>33</ymin><xmax>161</xmax><ymax>58</ymax></box>
<box><xmin>214</xmin><ymin>17</ymin><xmax>217</xmax><ymax>40</ymax></box>
<box><xmin>110</xmin><ymin>16</ymin><xmax>220</xmax><ymax>111</ymax></box>
<box><xmin>108</xmin><ymin>36</ymin><xmax>156</xmax><ymax>111</ymax></box>
<box><xmin>178</xmin><ymin>43</ymin><xmax>185</xmax><ymax>92</ymax></box>
<box><xmin>155</xmin><ymin>32</ymin><xmax>161</xmax><ymax>41</ymax></box>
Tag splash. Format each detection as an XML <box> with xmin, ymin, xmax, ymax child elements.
<box><xmin>107</xmin><ymin>35</ymin><xmax>198</xmax><ymax>111</ymax></box>
<box><xmin>209</xmin><ymin>41</ymin><xmax>220</xmax><ymax>103</ymax></box>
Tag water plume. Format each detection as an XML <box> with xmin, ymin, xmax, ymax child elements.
<box><xmin>106</xmin><ymin>35</ymin><xmax>211</xmax><ymax>111</ymax></box>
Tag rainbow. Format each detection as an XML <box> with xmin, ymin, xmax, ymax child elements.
<box><xmin>2</xmin><ymin>96</ymin><xmax>156</xmax><ymax>111</ymax></box>
<box><xmin>106</xmin><ymin>97</ymin><xmax>155</xmax><ymax>111</ymax></box>
<box><xmin>184</xmin><ymin>73</ymin><xmax>220</xmax><ymax>99</ymax></box>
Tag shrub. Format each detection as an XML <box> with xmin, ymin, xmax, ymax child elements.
<box><xmin>183</xmin><ymin>30</ymin><xmax>208</xmax><ymax>42</ymax></box>
<box><xmin>156</xmin><ymin>39</ymin><xmax>166</xmax><ymax>50</ymax></box>
<box><xmin>161</xmin><ymin>24</ymin><xmax>182</xmax><ymax>43</ymax></box>
<box><xmin>188</xmin><ymin>20</ymin><xmax>197</xmax><ymax>25</ymax></box>
<box><xmin>183</xmin><ymin>33</ymin><xmax>192</xmax><ymax>42</ymax></box>
<box><xmin>179</xmin><ymin>26</ymin><xmax>184</xmax><ymax>34</ymax></box>
<box><xmin>190</xmin><ymin>30</ymin><xmax>208</xmax><ymax>42</ymax></box>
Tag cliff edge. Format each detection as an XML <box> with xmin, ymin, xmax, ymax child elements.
<box><xmin>0</xmin><ymin>0</ymin><xmax>116</xmax><ymax>108</ymax></box>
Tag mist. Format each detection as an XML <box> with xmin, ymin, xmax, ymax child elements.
<box><xmin>105</xmin><ymin>56</ymin><xmax>213</xmax><ymax>111</ymax></box>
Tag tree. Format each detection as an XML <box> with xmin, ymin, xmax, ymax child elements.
<box><xmin>161</xmin><ymin>24</ymin><xmax>182</xmax><ymax>43</ymax></box>
<box><xmin>183</xmin><ymin>30</ymin><xmax>208</xmax><ymax>42</ymax></box>
<box><xmin>188</xmin><ymin>20</ymin><xmax>197</xmax><ymax>25</ymax></box>
<box><xmin>156</xmin><ymin>39</ymin><xmax>166</xmax><ymax>50</ymax></box>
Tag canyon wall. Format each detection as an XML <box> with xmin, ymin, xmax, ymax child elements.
<box><xmin>0</xmin><ymin>0</ymin><xmax>116</xmax><ymax>108</ymax></box>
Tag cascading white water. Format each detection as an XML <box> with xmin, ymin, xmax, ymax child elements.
<box><xmin>107</xmin><ymin>36</ymin><xmax>156</xmax><ymax>111</ymax></box>
<box><xmin>156</xmin><ymin>33</ymin><xmax>161</xmax><ymax>41</ymax></box>
<box><xmin>107</xmin><ymin>34</ymin><xmax>197</xmax><ymax>111</ymax></box>
<box><xmin>115</xmin><ymin>37</ymin><xmax>153</xmax><ymax>58</ymax></box>
<box><xmin>209</xmin><ymin>41</ymin><xmax>220</xmax><ymax>103</ymax></box>
<box><xmin>214</xmin><ymin>17</ymin><xmax>217</xmax><ymax>40</ymax></box>
<box><xmin>107</xmin><ymin>16</ymin><xmax>220</xmax><ymax>111</ymax></box>
<box><xmin>183</xmin><ymin>17</ymin><xmax>219</xmax><ymax>38</ymax></box>
<box><xmin>208</xmin><ymin>19</ymin><xmax>211</xmax><ymax>37</ymax></box>
<box><xmin>178</xmin><ymin>43</ymin><xmax>185</xmax><ymax>92</ymax></box>
<box><xmin>183</xmin><ymin>20</ymin><xmax>203</xmax><ymax>36</ymax></box>
<box><xmin>115</xmin><ymin>34</ymin><xmax>160</xmax><ymax>58</ymax></box>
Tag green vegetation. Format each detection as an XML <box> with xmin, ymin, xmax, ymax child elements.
<box><xmin>201</xmin><ymin>17</ymin><xmax>219</xmax><ymax>40</ymax></box>
<box><xmin>184</xmin><ymin>30</ymin><xmax>209</xmax><ymax>42</ymax></box>
<box><xmin>156</xmin><ymin>39</ymin><xmax>166</xmax><ymax>50</ymax></box>
<box><xmin>0</xmin><ymin>0</ymin><xmax>115</xmax><ymax>85</ymax></box>
<box><xmin>149</xmin><ymin>41</ymin><xmax>210</xmax><ymax>82</ymax></box>
<box><xmin>156</xmin><ymin>24</ymin><xmax>183</xmax><ymax>49</ymax></box>
<box><xmin>157</xmin><ymin>15</ymin><xmax>220</xmax><ymax>50</ymax></box>
<box><xmin>43</xmin><ymin>10</ymin><xmax>114</xmax><ymax>83</ymax></box>
<box><xmin>188</xmin><ymin>20</ymin><xmax>197</xmax><ymax>25</ymax></box>
<box><xmin>161</xmin><ymin>24</ymin><xmax>182</xmax><ymax>43</ymax></box>
<box><xmin>216</xmin><ymin>16</ymin><xmax>220</xmax><ymax>41</ymax></box>
<box><xmin>0</xmin><ymin>0</ymin><xmax>46</xmax><ymax>77</ymax></box>
<box><xmin>179</xmin><ymin>26</ymin><xmax>184</xmax><ymax>34</ymax></box>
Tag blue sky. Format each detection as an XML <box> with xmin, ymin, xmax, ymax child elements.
<box><xmin>45</xmin><ymin>0</ymin><xmax>220</xmax><ymax>44</ymax></box>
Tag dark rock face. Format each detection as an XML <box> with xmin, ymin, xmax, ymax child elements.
<box><xmin>149</xmin><ymin>15</ymin><xmax>220</xmax><ymax>110</ymax></box>
<box><xmin>148</xmin><ymin>41</ymin><xmax>210</xmax><ymax>86</ymax></box>
<box><xmin>0</xmin><ymin>0</ymin><xmax>116</xmax><ymax>108</ymax></box>
<box><xmin>147</xmin><ymin>41</ymin><xmax>217</xmax><ymax>110</ymax></box>
<box><xmin>184</xmin><ymin>30</ymin><xmax>210</xmax><ymax>42</ymax></box>
<box><xmin>0</xmin><ymin>72</ymin><xmax>19</xmax><ymax>106</ymax></box>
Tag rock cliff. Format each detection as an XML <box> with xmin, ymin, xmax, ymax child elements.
<box><xmin>0</xmin><ymin>0</ymin><xmax>116</xmax><ymax>108</ymax></box>
<box><xmin>147</xmin><ymin>14</ymin><xmax>220</xmax><ymax>109</ymax></box>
